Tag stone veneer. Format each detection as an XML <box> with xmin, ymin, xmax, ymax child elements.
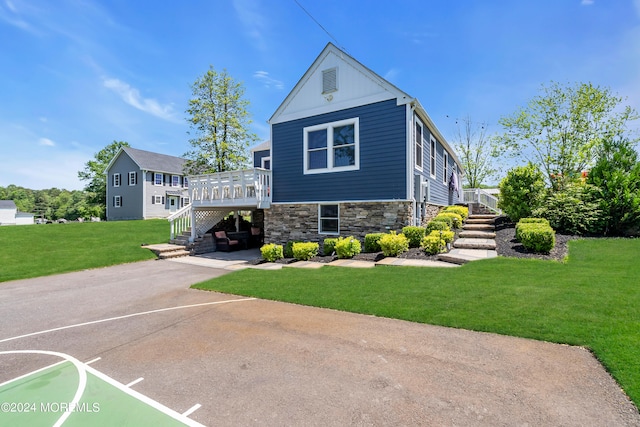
<box><xmin>264</xmin><ymin>201</ymin><xmax>424</xmax><ymax>245</ymax></box>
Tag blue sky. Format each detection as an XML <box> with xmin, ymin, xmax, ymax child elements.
<box><xmin>1</xmin><ymin>0</ymin><xmax>639</xmax><ymax>190</ymax></box>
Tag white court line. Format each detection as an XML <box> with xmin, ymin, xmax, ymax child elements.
<box><xmin>0</xmin><ymin>297</ymin><xmax>256</xmax><ymax>344</ymax></box>
<box><xmin>182</xmin><ymin>403</ymin><xmax>202</xmax><ymax>417</ymax></box>
<box><xmin>0</xmin><ymin>359</ymin><xmax>66</xmax><ymax>388</ymax></box>
<box><xmin>126</xmin><ymin>377</ymin><xmax>144</xmax><ymax>387</ymax></box>
<box><xmin>85</xmin><ymin>357</ymin><xmax>101</xmax><ymax>365</ymax></box>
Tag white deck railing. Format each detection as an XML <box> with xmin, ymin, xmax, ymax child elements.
<box><xmin>463</xmin><ymin>188</ymin><xmax>501</xmax><ymax>214</ymax></box>
<box><xmin>189</xmin><ymin>168</ymin><xmax>271</xmax><ymax>209</ymax></box>
<box><xmin>167</xmin><ymin>204</ymin><xmax>191</xmax><ymax>240</ymax></box>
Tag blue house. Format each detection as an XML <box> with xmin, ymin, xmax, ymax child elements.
<box><xmin>262</xmin><ymin>43</ymin><xmax>463</xmax><ymax>244</ymax></box>
<box><xmin>173</xmin><ymin>43</ymin><xmax>463</xmax><ymax>248</ymax></box>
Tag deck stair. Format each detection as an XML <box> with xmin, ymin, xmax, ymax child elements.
<box><xmin>144</xmin><ymin>243</ymin><xmax>191</xmax><ymax>259</ymax></box>
<box><xmin>437</xmin><ymin>214</ymin><xmax>499</xmax><ymax>265</ymax></box>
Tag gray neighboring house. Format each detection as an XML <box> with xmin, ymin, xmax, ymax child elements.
<box><xmin>105</xmin><ymin>147</ymin><xmax>190</xmax><ymax>221</ymax></box>
<box><xmin>0</xmin><ymin>200</ymin><xmax>34</xmax><ymax>225</ymax></box>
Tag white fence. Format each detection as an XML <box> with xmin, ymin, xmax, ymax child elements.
<box><xmin>463</xmin><ymin>188</ymin><xmax>501</xmax><ymax>214</ymax></box>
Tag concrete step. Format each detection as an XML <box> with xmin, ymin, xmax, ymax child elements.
<box><xmin>459</xmin><ymin>230</ymin><xmax>496</xmax><ymax>239</ymax></box>
<box><xmin>465</xmin><ymin>218</ymin><xmax>496</xmax><ymax>225</ymax></box>
<box><xmin>158</xmin><ymin>249</ymin><xmax>191</xmax><ymax>259</ymax></box>
<box><xmin>142</xmin><ymin>243</ymin><xmax>191</xmax><ymax>259</ymax></box>
<box><xmin>468</xmin><ymin>214</ymin><xmax>498</xmax><ymax>220</ymax></box>
<box><xmin>463</xmin><ymin>223</ymin><xmax>495</xmax><ymax>231</ymax></box>
<box><xmin>437</xmin><ymin>248</ymin><xmax>498</xmax><ymax>265</ymax></box>
<box><xmin>453</xmin><ymin>238</ymin><xmax>496</xmax><ymax>250</ymax></box>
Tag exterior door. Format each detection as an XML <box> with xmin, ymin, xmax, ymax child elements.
<box><xmin>169</xmin><ymin>196</ymin><xmax>178</xmax><ymax>213</ymax></box>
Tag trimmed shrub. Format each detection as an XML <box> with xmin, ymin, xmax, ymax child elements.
<box><xmin>335</xmin><ymin>236</ymin><xmax>362</xmax><ymax>259</ymax></box>
<box><xmin>443</xmin><ymin>205</ymin><xmax>469</xmax><ymax>221</ymax></box>
<box><xmin>323</xmin><ymin>238</ymin><xmax>338</xmax><ymax>256</ymax></box>
<box><xmin>425</xmin><ymin>220</ymin><xmax>450</xmax><ymax>234</ymax></box>
<box><xmin>518</xmin><ymin>224</ymin><xmax>555</xmax><ymax>253</ymax></box>
<box><xmin>378</xmin><ymin>231</ymin><xmax>409</xmax><ymax>257</ymax></box>
<box><xmin>439</xmin><ymin>229</ymin><xmax>455</xmax><ymax>244</ymax></box>
<box><xmin>421</xmin><ymin>231</ymin><xmax>446</xmax><ymax>255</ymax></box>
<box><xmin>532</xmin><ymin>182</ymin><xmax>601</xmax><ymax>235</ymax></box>
<box><xmin>364</xmin><ymin>233</ymin><xmax>385</xmax><ymax>253</ymax></box>
<box><xmin>515</xmin><ymin>218</ymin><xmax>550</xmax><ymax>240</ymax></box>
<box><xmin>402</xmin><ymin>226</ymin><xmax>426</xmax><ymax>248</ymax></box>
<box><xmin>284</xmin><ymin>240</ymin><xmax>302</xmax><ymax>258</ymax></box>
<box><xmin>260</xmin><ymin>243</ymin><xmax>283</xmax><ymax>262</ymax></box>
<box><xmin>431</xmin><ymin>215</ymin><xmax>453</xmax><ymax>229</ymax></box>
<box><xmin>292</xmin><ymin>242</ymin><xmax>319</xmax><ymax>261</ymax></box>
<box><xmin>498</xmin><ymin>163</ymin><xmax>546</xmax><ymax>222</ymax></box>
<box><xmin>436</xmin><ymin>212</ymin><xmax>463</xmax><ymax>229</ymax></box>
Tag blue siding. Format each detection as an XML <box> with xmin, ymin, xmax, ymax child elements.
<box><xmin>272</xmin><ymin>99</ymin><xmax>407</xmax><ymax>203</ymax></box>
<box><xmin>253</xmin><ymin>149</ymin><xmax>270</xmax><ymax>168</ymax></box>
<box><xmin>416</xmin><ymin>127</ymin><xmax>460</xmax><ymax>206</ymax></box>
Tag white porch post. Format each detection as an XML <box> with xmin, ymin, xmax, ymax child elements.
<box><xmin>190</xmin><ymin>207</ymin><xmax>197</xmax><ymax>243</ymax></box>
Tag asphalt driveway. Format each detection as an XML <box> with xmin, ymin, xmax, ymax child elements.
<box><xmin>1</xmin><ymin>260</ymin><xmax>638</xmax><ymax>426</ymax></box>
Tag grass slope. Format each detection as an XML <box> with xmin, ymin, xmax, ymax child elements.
<box><xmin>0</xmin><ymin>220</ymin><xmax>169</xmax><ymax>282</ymax></box>
<box><xmin>193</xmin><ymin>238</ymin><xmax>640</xmax><ymax>407</ymax></box>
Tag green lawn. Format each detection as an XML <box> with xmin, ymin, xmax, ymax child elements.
<box><xmin>0</xmin><ymin>220</ymin><xmax>169</xmax><ymax>282</ymax></box>
<box><xmin>192</xmin><ymin>238</ymin><xmax>640</xmax><ymax>408</ymax></box>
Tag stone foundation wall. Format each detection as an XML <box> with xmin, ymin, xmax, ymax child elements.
<box><xmin>264</xmin><ymin>201</ymin><xmax>414</xmax><ymax>246</ymax></box>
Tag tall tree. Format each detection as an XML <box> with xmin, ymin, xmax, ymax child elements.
<box><xmin>78</xmin><ymin>140</ymin><xmax>130</xmax><ymax>218</ymax></box>
<box><xmin>184</xmin><ymin>66</ymin><xmax>257</xmax><ymax>174</ymax></box>
<box><xmin>497</xmin><ymin>81</ymin><xmax>638</xmax><ymax>188</ymax></box>
<box><xmin>451</xmin><ymin>116</ymin><xmax>500</xmax><ymax>188</ymax></box>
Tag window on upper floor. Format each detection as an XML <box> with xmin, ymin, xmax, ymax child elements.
<box><xmin>261</xmin><ymin>157</ymin><xmax>271</xmax><ymax>170</ymax></box>
<box><xmin>154</xmin><ymin>173</ymin><xmax>163</xmax><ymax>186</ymax></box>
<box><xmin>430</xmin><ymin>137</ymin><xmax>436</xmax><ymax>178</ymax></box>
<box><xmin>183</xmin><ymin>177</ymin><xmax>189</xmax><ymax>187</ymax></box>
<box><xmin>113</xmin><ymin>173</ymin><xmax>121</xmax><ymax>187</ymax></box>
<box><xmin>415</xmin><ymin>119</ymin><xmax>423</xmax><ymax>170</ymax></box>
<box><xmin>172</xmin><ymin>175</ymin><xmax>180</xmax><ymax>187</ymax></box>
<box><xmin>443</xmin><ymin>152</ymin><xmax>449</xmax><ymax>184</ymax></box>
<box><xmin>322</xmin><ymin>67</ymin><xmax>337</xmax><ymax>94</ymax></box>
<box><xmin>128</xmin><ymin>171</ymin><xmax>137</xmax><ymax>186</ymax></box>
<box><xmin>304</xmin><ymin>118</ymin><xmax>359</xmax><ymax>174</ymax></box>
<box><xmin>113</xmin><ymin>196</ymin><xmax>122</xmax><ymax>207</ymax></box>
<box><xmin>318</xmin><ymin>204</ymin><xmax>339</xmax><ymax>235</ymax></box>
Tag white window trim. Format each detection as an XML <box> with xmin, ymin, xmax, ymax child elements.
<box><xmin>183</xmin><ymin>177</ymin><xmax>189</xmax><ymax>188</ymax></box>
<box><xmin>154</xmin><ymin>173</ymin><xmax>163</xmax><ymax>186</ymax></box>
<box><xmin>171</xmin><ymin>175</ymin><xmax>180</xmax><ymax>187</ymax></box>
<box><xmin>113</xmin><ymin>173</ymin><xmax>121</xmax><ymax>187</ymax></box>
<box><xmin>153</xmin><ymin>195</ymin><xmax>163</xmax><ymax>205</ymax></box>
<box><xmin>415</xmin><ymin>118</ymin><xmax>423</xmax><ymax>171</ymax></box>
<box><xmin>318</xmin><ymin>204</ymin><xmax>340</xmax><ymax>235</ymax></box>
<box><xmin>303</xmin><ymin>117</ymin><xmax>359</xmax><ymax>175</ymax></box>
<box><xmin>128</xmin><ymin>171</ymin><xmax>136</xmax><ymax>186</ymax></box>
<box><xmin>261</xmin><ymin>156</ymin><xmax>271</xmax><ymax>169</ymax></box>
<box><xmin>430</xmin><ymin>136</ymin><xmax>437</xmax><ymax>179</ymax></box>
<box><xmin>113</xmin><ymin>195</ymin><xmax>122</xmax><ymax>208</ymax></box>
<box><xmin>443</xmin><ymin>152</ymin><xmax>449</xmax><ymax>184</ymax></box>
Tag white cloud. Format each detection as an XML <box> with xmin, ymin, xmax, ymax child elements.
<box><xmin>233</xmin><ymin>0</ymin><xmax>269</xmax><ymax>52</ymax></box>
<box><xmin>38</xmin><ymin>137</ymin><xmax>55</xmax><ymax>146</ymax></box>
<box><xmin>253</xmin><ymin>70</ymin><xmax>284</xmax><ymax>90</ymax></box>
<box><xmin>581</xmin><ymin>0</ymin><xmax>594</xmax><ymax>5</ymax></box>
<box><xmin>103</xmin><ymin>77</ymin><xmax>178</xmax><ymax>122</ymax></box>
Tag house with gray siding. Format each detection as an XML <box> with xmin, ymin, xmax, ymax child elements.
<box><xmin>0</xmin><ymin>200</ymin><xmax>34</xmax><ymax>225</ymax></box>
<box><xmin>105</xmin><ymin>147</ymin><xmax>189</xmax><ymax>221</ymax></box>
<box><xmin>263</xmin><ymin>42</ymin><xmax>463</xmax><ymax>244</ymax></box>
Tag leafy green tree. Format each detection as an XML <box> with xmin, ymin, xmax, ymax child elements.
<box><xmin>184</xmin><ymin>66</ymin><xmax>257</xmax><ymax>174</ymax></box>
<box><xmin>78</xmin><ymin>141</ymin><xmax>130</xmax><ymax>218</ymax></box>
<box><xmin>498</xmin><ymin>163</ymin><xmax>546</xmax><ymax>222</ymax></box>
<box><xmin>587</xmin><ymin>138</ymin><xmax>640</xmax><ymax>236</ymax></box>
<box><xmin>452</xmin><ymin>116</ymin><xmax>500</xmax><ymax>188</ymax></box>
<box><xmin>497</xmin><ymin>82</ymin><xmax>638</xmax><ymax>189</ymax></box>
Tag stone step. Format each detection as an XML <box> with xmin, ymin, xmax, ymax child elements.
<box><xmin>468</xmin><ymin>214</ymin><xmax>498</xmax><ymax>220</ymax></box>
<box><xmin>465</xmin><ymin>218</ymin><xmax>496</xmax><ymax>225</ymax></box>
<box><xmin>459</xmin><ymin>230</ymin><xmax>496</xmax><ymax>239</ymax></box>
<box><xmin>453</xmin><ymin>238</ymin><xmax>496</xmax><ymax>250</ymax></box>
<box><xmin>158</xmin><ymin>249</ymin><xmax>191</xmax><ymax>259</ymax></box>
<box><xmin>142</xmin><ymin>243</ymin><xmax>191</xmax><ymax>259</ymax></box>
<box><xmin>463</xmin><ymin>223</ymin><xmax>495</xmax><ymax>231</ymax></box>
<box><xmin>437</xmin><ymin>248</ymin><xmax>498</xmax><ymax>265</ymax></box>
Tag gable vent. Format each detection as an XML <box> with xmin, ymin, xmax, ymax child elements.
<box><xmin>322</xmin><ymin>67</ymin><xmax>337</xmax><ymax>94</ymax></box>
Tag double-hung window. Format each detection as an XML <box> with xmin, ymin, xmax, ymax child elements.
<box><xmin>154</xmin><ymin>173</ymin><xmax>163</xmax><ymax>186</ymax></box>
<box><xmin>113</xmin><ymin>173</ymin><xmax>121</xmax><ymax>187</ymax></box>
<box><xmin>430</xmin><ymin>137</ymin><xmax>436</xmax><ymax>178</ymax></box>
<box><xmin>319</xmin><ymin>204</ymin><xmax>339</xmax><ymax>234</ymax></box>
<box><xmin>443</xmin><ymin>152</ymin><xmax>449</xmax><ymax>184</ymax></box>
<box><xmin>183</xmin><ymin>177</ymin><xmax>189</xmax><ymax>188</ymax></box>
<box><xmin>113</xmin><ymin>196</ymin><xmax>122</xmax><ymax>207</ymax></box>
<box><xmin>128</xmin><ymin>171</ymin><xmax>137</xmax><ymax>186</ymax></box>
<box><xmin>304</xmin><ymin>118</ymin><xmax>359</xmax><ymax>174</ymax></box>
<box><xmin>172</xmin><ymin>175</ymin><xmax>180</xmax><ymax>187</ymax></box>
<box><xmin>415</xmin><ymin>119</ymin><xmax>423</xmax><ymax>170</ymax></box>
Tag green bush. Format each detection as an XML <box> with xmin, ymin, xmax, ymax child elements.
<box><xmin>260</xmin><ymin>243</ymin><xmax>283</xmax><ymax>262</ymax></box>
<box><xmin>378</xmin><ymin>231</ymin><xmax>409</xmax><ymax>257</ymax></box>
<box><xmin>421</xmin><ymin>231</ymin><xmax>446</xmax><ymax>255</ymax></box>
<box><xmin>323</xmin><ymin>238</ymin><xmax>338</xmax><ymax>256</ymax></box>
<box><xmin>431</xmin><ymin>215</ymin><xmax>453</xmax><ymax>229</ymax></box>
<box><xmin>292</xmin><ymin>242</ymin><xmax>319</xmax><ymax>261</ymax></box>
<box><xmin>425</xmin><ymin>220</ymin><xmax>451</xmax><ymax>234</ymax></box>
<box><xmin>532</xmin><ymin>182</ymin><xmax>601</xmax><ymax>235</ymax></box>
<box><xmin>439</xmin><ymin>229</ymin><xmax>455</xmax><ymax>244</ymax></box>
<box><xmin>515</xmin><ymin>218</ymin><xmax>550</xmax><ymax>240</ymax></box>
<box><xmin>498</xmin><ymin>163</ymin><xmax>546</xmax><ymax>222</ymax></box>
<box><xmin>518</xmin><ymin>224</ymin><xmax>556</xmax><ymax>253</ymax></box>
<box><xmin>436</xmin><ymin>212</ymin><xmax>462</xmax><ymax>229</ymax></box>
<box><xmin>335</xmin><ymin>236</ymin><xmax>362</xmax><ymax>259</ymax></box>
<box><xmin>364</xmin><ymin>233</ymin><xmax>385</xmax><ymax>253</ymax></box>
<box><xmin>401</xmin><ymin>226</ymin><xmax>426</xmax><ymax>248</ymax></box>
<box><xmin>443</xmin><ymin>205</ymin><xmax>469</xmax><ymax>221</ymax></box>
<box><xmin>284</xmin><ymin>240</ymin><xmax>302</xmax><ymax>258</ymax></box>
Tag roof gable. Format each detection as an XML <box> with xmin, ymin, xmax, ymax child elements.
<box><xmin>269</xmin><ymin>43</ymin><xmax>412</xmax><ymax>125</ymax></box>
<box><xmin>0</xmin><ymin>200</ymin><xmax>17</xmax><ymax>210</ymax></box>
<box><xmin>105</xmin><ymin>147</ymin><xmax>187</xmax><ymax>175</ymax></box>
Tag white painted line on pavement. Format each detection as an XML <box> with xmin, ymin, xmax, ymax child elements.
<box><xmin>85</xmin><ymin>357</ymin><xmax>101</xmax><ymax>365</ymax></box>
<box><xmin>182</xmin><ymin>403</ymin><xmax>202</xmax><ymax>417</ymax></box>
<box><xmin>126</xmin><ymin>377</ymin><xmax>144</xmax><ymax>387</ymax></box>
<box><xmin>0</xmin><ymin>298</ymin><xmax>257</xmax><ymax>344</ymax></box>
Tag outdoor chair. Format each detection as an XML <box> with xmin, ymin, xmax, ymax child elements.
<box><xmin>250</xmin><ymin>226</ymin><xmax>264</xmax><ymax>248</ymax></box>
<box><xmin>214</xmin><ymin>230</ymin><xmax>240</xmax><ymax>252</ymax></box>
